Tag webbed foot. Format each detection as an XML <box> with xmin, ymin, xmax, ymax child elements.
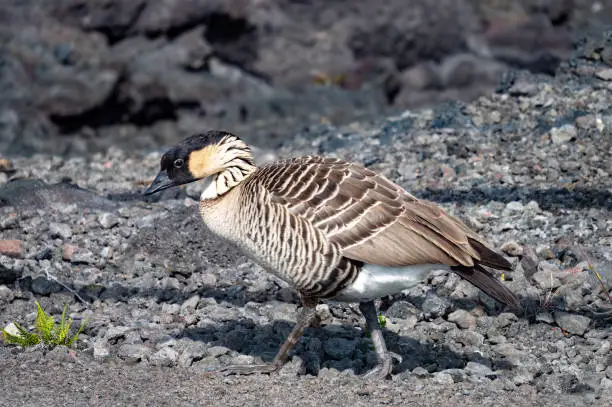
<box><xmin>362</xmin><ymin>351</ymin><xmax>402</xmax><ymax>380</ymax></box>
<box><xmin>217</xmin><ymin>362</ymin><xmax>281</xmax><ymax>376</ymax></box>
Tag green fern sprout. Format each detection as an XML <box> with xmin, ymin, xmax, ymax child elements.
<box><xmin>377</xmin><ymin>314</ymin><xmax>387</xmax><ymax>328</ymax></box>
<box><xmin>2</xmin><ymin>323</ymin><xmax>41</xmax><ymax>347</ymax></box>
<box><xmin>2</xmin><ymin>301</ymin><xmax>87</xmax><ymax>348</ymax></box>
<box><xmin>35</xmin><ymin>301</ymin><xmax>56</xmax><ymax>344</ymax></box>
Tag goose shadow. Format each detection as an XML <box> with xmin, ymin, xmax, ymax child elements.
<box><xmin>177</xmin><ymin>316</ymin><xmax>515</xmax><ymax>377</ymax></box>
<box><xmin>173</xmin><ymin>292</ymin><xmax>609</xmax><ymax>377</ymax></box>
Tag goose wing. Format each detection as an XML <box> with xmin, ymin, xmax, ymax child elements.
<box><xmin>257</xmin><ymin>156</ymin><xmax>510</xmax><ymax>270</ymax></box>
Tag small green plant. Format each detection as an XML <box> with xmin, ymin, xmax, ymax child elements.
<box><xmin>2</xmin><ymin>301</ymin><xmax>87</xmax><ymax>348</ymax></box>
<box><xmin>377</xmin><ymin>314</ymin><xmax>387</xmax><ymax>328</ymax></box>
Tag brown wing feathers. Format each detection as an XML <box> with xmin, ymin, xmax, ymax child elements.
<box><xmin>466</xmin><ymin>237</ymin><xmax>512</xmax><ymax>270</ymax></box>
<box><xmin>452</xmin><ymin>264</ymin><xmax>519</xmax><ymax>306</ymax></box>
<box><xmin>262</xmin><ymin>156</ymin><xmax>518</xmax><ymax>306</ymax></box>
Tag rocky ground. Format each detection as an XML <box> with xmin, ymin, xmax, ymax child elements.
<box><xmin>2</xmin><ymin>2</ymin><xmax>612</xmax><ymax>406</ymax></box>
<box><xmin>1</xmin><ymin>22</ymin><xmax>612</xmax><ymax>405</ymax></box>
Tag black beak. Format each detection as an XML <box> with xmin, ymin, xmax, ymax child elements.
<box><xmin>144</xmin><ymin>170</ymin><xmax>176</xmax><ymax>195</ymax></box>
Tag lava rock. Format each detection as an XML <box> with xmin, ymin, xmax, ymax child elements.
<box><xmin>28</xmin><ymin>276</ymin><xmax>64</xmax><ymax>295</ymax></box>
<box><xmin>49</xmin><ymin>223</ymin><xmax>73</xmax><ymax>240</ymax></box>
<box><xmin>0</xmin><ymin>262</ymin><xmax>21</xmax><ymax>285</ymax></box>
<box><xmin>0</xmin><ymin>285</ymin><xmax>15</xmax><ymax>303</ymax></box>
<box><xmin>118</xmin><ymin>344</ymin><xmax>153</xmax><ymax>364</ymax></box>
<box><xmin>554</xmin><ymin>312</ymin><xmax>591</xmax><ymax>336</ymax></box>
<box><xmin>447</xmin><ymin>309</ymin><xmax>476</xmax><ymax>329</ymax></box>
<box><xmin>421</xmin><ymin>293</ymin><xmax>451</xmax><ymax>319</ymax></box>
<box><xmin>98</xmin><ymin>212</ymin><xmax>121</xmax><ymax>229</ymax></box>
<box><xmin>150</xmin><ymin>347</ymin><xmax>179</xmax><ymax>367</ymax></box>
<box><xmin>501</xmin><ymin>241</ymin><xmax>523</xmax><ymax>257</ymax></box>
<box><xmin>0</xmin><ymin>240</ymin><xmax>25</xmax><ymax>259</ymax></box>
<box><xmin>465</xmin><ymin>361</ymin><xmax>495</xmax><ymax>377</ymax></box>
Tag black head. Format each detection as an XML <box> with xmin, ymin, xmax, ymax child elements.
<box><xmin>144</xmin><ymin>131</ymin><xmax>250</xmax><ymax>195</ymax></box>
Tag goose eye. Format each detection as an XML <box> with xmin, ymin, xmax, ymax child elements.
<box><xmin>173</xmin><ymin>158</ymin><xmax>184</xmax><ymax>169</ymax></box>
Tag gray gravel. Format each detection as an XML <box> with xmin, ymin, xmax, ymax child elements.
<box><xmin>2</xmin><ymin>30</ymin><xmax>612</xmax><ymax>407</ymax></box>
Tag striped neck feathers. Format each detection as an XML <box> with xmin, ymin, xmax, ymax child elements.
<box><xmin>199</xmin><ymin>142</ymin><xmax>256</xmax><ymax>200</ymax></box>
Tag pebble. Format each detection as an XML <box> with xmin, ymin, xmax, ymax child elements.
<box><xmin>0</xmin><ymin>285</ymin><xmax>14</xmax><ymax>302</ymax></box>
<box><xmin>71</xmin><ymin>249</ymin><xmax>95</xmax><ymax>265</ymax></box>
<box><xmin>395</xmin><ymin>314</ymin><xmax>418</xmax><ymax>332</ymax></box>
<box><xmin>454</xmin><ymin>331</ymin><xmax>485</xmax><ymax>346</ymax></box>
<box><xmin>150</xmin><ymin>347</ymin><xmax>179</xmax><ymax>367</ymax></box>
<box><xmin>550</xmin><ymin>124</ymin><xmax>577</xmax><ymax>144</ymax></box>
<box><xmin>135</xmin><ymin>213</ymin><xmax>167</xmax><ymax>229</ymax></box>
<box><xmin>0</xmin><ymin>212</ymin><xmax>18</xmax><ymax>230</ymax></box>
<box><xmin>575</xmin><ymin>114</ymin><xmax>596</xmax><ymax>129</ymax></box>
<box><xmin>99</xmin><ymin>247</ymin><xmax>113</xmax><ymax>259</ymax></box>
<box><xmin>105</xmin><ymin>326</ymin><xmax>132</xmax><ymax>341</ymax></box>
<box><xmin>432</xmin><ymin>372</ymin><xmax>455</xmax><ymax>384</ymax></box>
<box><xmin>512</xmin><ymin>370</ymin><xmax>534</xmax><ymax>386</ymax></box>
<box><xmin>503</xmin><ymin>201</ymin><xmax>524</xmax><ymax>215</ymax></box>
<box><xmin>495</xmin><ymin>313</ymin><xmax>518</xmax><ymax>329</ymax></box>
<box><xmin>0</xmin><ymin>239</ymin><xmax>24</xmax><ymax>259</ymax></box>
<box><xmin>3</xmin><ymin>322</ymin><xmax>21</xmax><ymax>337</ymax></box>
<box><xmin>487</xmin><ymin>334</ymin><xmax>507</xmax><ymax>344</ymax></box>
<box><xmin>35</xmin><ymin>246</ymin><xmax>53</xmax><ymax>260</ymax></box>
<box><xmin>500</xmin><ymin>240</ymin><xmax>523</xmax><ymax>257</ymax></box>
<box><xmin>596</xmin><ymin>341</ymin><xmax>610</xmax><ymax>355</ymax></box>
<box><xmin>554</xmin><ymin>312</ymin><xmax>591</xmax><ymax>336</ymax></box>
<box><xmin>447</xmin><ymin>309</ymin><xmax>476</xmax><ymax>329</ymax></box>
<box><xmin>98</xmin><ymin>212</ymin><xmax>120</xmax><ymax>229</ymax></box>
<box><xmin>421</xmin><ymin>294</ymin><xmax>451</xmax><ymax>319</ymax></box>
<box><xmin>49</xmin><ymin>222</ymin><xmax>73</xmax><ymax>239</ymax></box>
<box><xmin>464</xmin><ymin>362</ymin><xmax>494</xmax><ymax>377</ymax></box>
<box><xmin>0</xmin><ymin>260</ymin><xmax>21</xmax><ymax>284</ymax></box>
<box><xmin>532</xmin><ymin>265</ymin><xmax>562</xmax><ymax>290</ymax></box>
<box><xmin>508</xmin><ymin>81</ymin><xmax>538</xmax><ymax>96</ymax></box>
<box><xmin>595</xmin><ymin>68</ymin><xmax>612</xmax><ymax>81</ymax></box>
<box><xmin>30</xmin><ymin>276</ymin><xmax>63</xmax><ymax>295</ymax></box>
<box><xmin>562</xmin><ymin>287</ymin><xmax>587</xmax><ymax>310</ymax></box>
<box><xmin>178</xmin><ymin>341</ymin><xmax>208</xmax><ymax>367</ymax></box>
<box><xmin>439</xmin><ymin>368</ymin><xmax>467</xmax><ymax>383</ymax></box>
<box><xmin>183</xmin><ymin>314</ymin><xmax>198</xmax><ymax>326</ymax></box>
<box><xmin>161</xmin><ymin>303</ymin><xmax>180</xmax><ymax>315</ymax></box>
<box><xmin>93</xmin><ymin>339</ymin><xmax>110</xmax><ymax>359</ymax></box>
<box><xmin>536</xmin><ymin>312</ymin><xmax>555</xmax><ymax>324</ymax></box>
<box><xmin>520</xmin><ymin>246</ymin><xmax>539</xmax><ymax>277</ymax></box>
<box><xmin>494</xmin><ymin>343</ymin><xmax>527</xmax><ymax>365</ymax></box>
<box><xmin>118</xmin><ymin>344</ymin><xmax>153</xmax><ymax>364</ymax></box>
<box><xmin>412</xmin><ymin>367</ymin><xmax>431</xmax><ymax>378</ymax></box>
<box><xmin>180</xmin><ymin>295</ymin><xmax>200</xmax><ymax>315</ymax></box>
<box><xmin>315</xmin><ymin>303</ymin><xmax>333</xmax><ymax>322</ymax></box>
<box><xmin>62</xmin><ymin>244</ymin><xmax>78</xmax><ymax>261</ymax></box>
<box><xmin>206</xmin><ymin>346</ymin><xmax>231</xmax><ymax>357</ymax></box>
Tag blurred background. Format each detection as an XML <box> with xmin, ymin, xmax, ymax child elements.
<box><xmin>1</xmin><ymin>0</ymin><xmax>611</xmax><ymax>157</ymax></box>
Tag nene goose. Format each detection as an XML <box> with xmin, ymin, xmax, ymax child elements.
<box><xmin>144</xmin><ymin>130</ymin><xmax>519</xmax><ymax>379</ymax></box>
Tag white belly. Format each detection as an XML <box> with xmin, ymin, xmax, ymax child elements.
<box><xmin>333</xmin><ymin>263</ymin><xmax>449</xmax><ymax>303</ymax></box>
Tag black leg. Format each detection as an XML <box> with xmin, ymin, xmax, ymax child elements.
<box><xmin>218</xmin><ymin>297</ymin><xmax>319</xmax><ymax>376</ymax></box>
<box><xmin>359</xmin><ymin>300</ymin><xmax>402</xmax><ymax>379</ymax></box>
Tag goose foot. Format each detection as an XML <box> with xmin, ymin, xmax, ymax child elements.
<box><xmin>217</xmin><ymin>362</ymin><xmax>280</xmax><ymax>376</ymax></box>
